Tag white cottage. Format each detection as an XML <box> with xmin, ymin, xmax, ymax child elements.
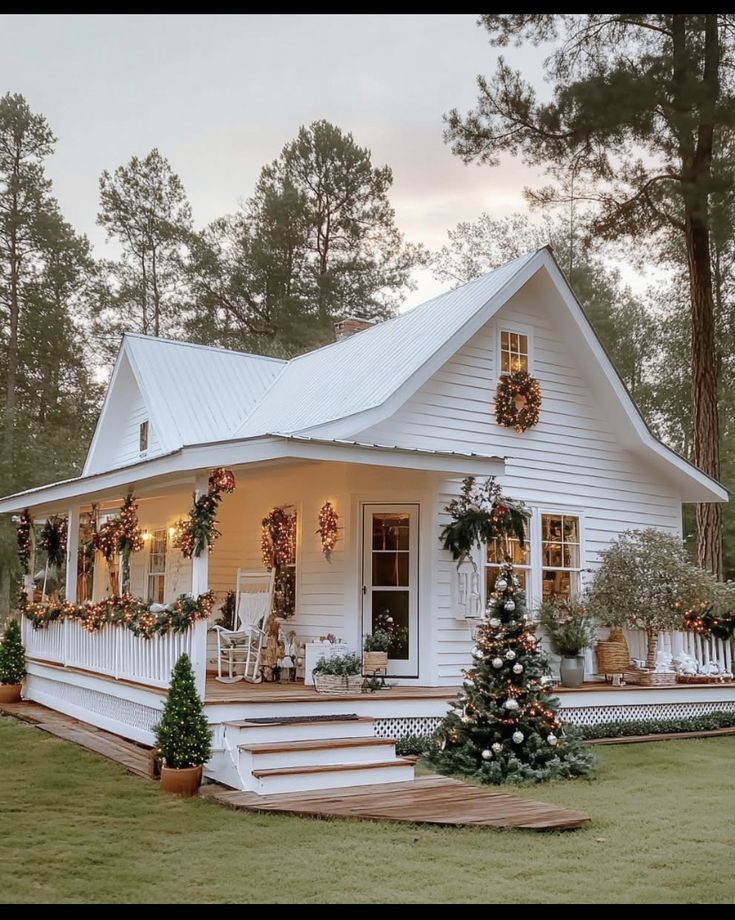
<box><xmin>1</xmin><ymin>247</ymin><xmax>732</xmax><ymax>794</ymax></box>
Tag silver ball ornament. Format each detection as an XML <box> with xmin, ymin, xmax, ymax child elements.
<box><xmin>512</xmin><ymin>730</ymin><xmax>524</xmax><ymax>744</ymax></box>
<box><xmin>512</xmin><ymin>663</ymin><xmax>523</xmax><ymax>674</ymax></box>
<box><xmin>481</xmin><ymin>749</ymin><xmax>492</xmax><ymax>761</ymax></box>
<box><xmin>471</xmin><ymin>646</ymin><xmax>482</xmax><ymax>658</ymax></box>
<box><xmin>492</xmin><ymin>657</ymin><xmax>504</xmax><ymax>669</ymax></box>
<box><xmin>495</xmin><ymin>578</ymin><xmax>508</xmax><ymax>591</ymax></box>
<box><xmin>504</xmin><ymin>599</ymin><xmax>516</xmax><ymax>612</ymax></box>
<box><xmin>505</xmin><ymin>649</ymin><xmax>516</xmax><ymax>661</ymax></box>
<box><xmin>489</xmin><ymin>617</ymin><xmax>501</xmax><ymax>628</ymax></box>
<box><xmin>491</xmin><ymin>742</ymin><xmax>503</xmax><ymax>754</ymax></box>
<box><xmin>503</xmin><ymin>698</ymin><xmax>519</xmax><ymax>711</ymax></box>
<box><xmin>547</xmin><ymin>733</ymin><xmax>559</xmax><ymax>747</ymax></box>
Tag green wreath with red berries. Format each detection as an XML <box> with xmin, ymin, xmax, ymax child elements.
<box><xmin>495</xmin><ymin>371</ymin><xmax>542</xmax><ymax>433</ymax></box>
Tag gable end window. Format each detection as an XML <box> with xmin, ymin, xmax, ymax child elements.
<box><xmin>139</xmin><ymin>420</ymin><xmax>149</xmax><ymax>454</ymax></box>
<box><xmin>500</xmin><ymin>330</ymin><xmax>529</xmax><ymax>374</ymax></box>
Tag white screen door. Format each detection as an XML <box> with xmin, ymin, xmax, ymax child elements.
<box><xmin>362</xmin><ymin>504</ymin><xmax>419</xmax><ymax>677</ymax></box>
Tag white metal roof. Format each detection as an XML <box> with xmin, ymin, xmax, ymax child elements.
<box><xmin>124</xmin><ymin>334</ymin><xmax>285</xmax><ymax>446</ymax></box>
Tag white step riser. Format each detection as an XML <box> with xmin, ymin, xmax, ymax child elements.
<box><xmin>255</xmin><ymin>764</ymin><xmax>415</xmax><ymax>795</ymax></box>
<box><xmin>228</xmin><ymin>721</ymin><xmax>374</xmax><ymax>745</ymax></box>
<box><xmin>242</xmin><ymin>742</ymin><xmax>397</xmax><ymax>772</ymax></box>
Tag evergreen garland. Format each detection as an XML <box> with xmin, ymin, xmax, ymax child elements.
<box><xmin>39</xmin><ymin>515</ymin><xmax>67</xmax><ymax>569</ymax></box>
<box><xmin>495</xmin><ymin>371</ymin><xmax>542</xmax><ymax>432</ymax></box>
<box><xmin>426</xmin><ymin>559</ymin><xmax>595</xmax><ymax>784</ymax></box>
<box><xmin>154</xmin><ymin>653</ymin><xmax>212</xmax><ymax>769</ymax></box>
<box><xmin>684</xmin><ymin>604</ymin><xmax>735</xmax><ymax>641</ymax></box>
<box><xmin>0</xmin><ymin>619</ymin><xmax>26</xmax><ymax>686</ymax></box>
<box><xmin>22</xmin><ymin>591</ymin><xmax>215</xmax><ymax>638</ymax></box>
<box><xmin>16</xmin><ymin>509</ymin><xmax>33</xmax><ymax>575</ymax></box>
<box><xmin>441</xmin><ymin>476</ymin><xmax>530</xmax><ymax>566</ymax></box>
<box><xmin>173</xmin><ymin>468</ymin><xmax>236</xmax><ymax>558</ymax></box>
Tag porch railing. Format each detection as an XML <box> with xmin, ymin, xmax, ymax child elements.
<box><xmin>22</xmin><ymin>616</ymin><xmax>208</xmax><ymax>695</ymax></box>
<box><xmin>623</xmin><ymin>628</ymin><xmax>733</xmax><ymax>674</ymax></box>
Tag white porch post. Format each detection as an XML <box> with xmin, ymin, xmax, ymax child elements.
<box><xmin>190</xmin><ymin>475</ymin><xmax>209</xmax><ymax>697</ymax></box>
<box><xmin>65</xmin><ymin>505</ymin><xmax>80</xmax><ymax>603</ymax></box>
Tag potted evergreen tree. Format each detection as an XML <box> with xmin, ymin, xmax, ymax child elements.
<box><xmin>539</xmin><ymin>597</ymin><xmax>596</xmax><ymax>688</ymax></box>
<box><xmin>0</xmin><ymin>619</ymin><xmax>26</xmax><ymax>703</ymax></box>
<box><xmin>154</xmin><ymin>653</ymin><xmax>212</xmax><ymax>795</ymax></box>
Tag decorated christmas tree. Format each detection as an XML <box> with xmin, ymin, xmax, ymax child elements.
<box><xmin>428</xmin><ymin>559</ymin><xmax>595</xmax><ymax>784</ymax></box>
<box><xmin>154</xmin><ymin>654</ymin><xmax>212</xmax><ymax>769</ymax></box>
<box><xmin>0</xmin><ymin>619</ymin><xmax>26</xmax><ymax>686</ymax></box>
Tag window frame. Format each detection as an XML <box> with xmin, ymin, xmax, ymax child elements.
<box><xmin>146</xmin><ymin>527</ymin><xmax>168</xmax><ymax>604</ymax></box>
<box><xmin>483</xmin><ymin>511</ymin><xmax>534</xmax><ymax>604</ymax></box>
<box><xmin>496</xmin><ymin>321</ymin><xmax>535</xmax><ymax>376</ymax></box>
<box><xmin>538</xmin><ymin>508</ymin><xmax>585</xmax><ymax>604</ymax></box>
<box><xmin>139</xmin><ymin>420</ymin><xmax>149</xmax><ymax>456</ymax></box>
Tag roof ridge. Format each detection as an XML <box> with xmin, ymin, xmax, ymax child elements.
<box><xmin>123</xmin><ymin>332</ymin><xmax>288</xmax><ymax>364</ymax></box>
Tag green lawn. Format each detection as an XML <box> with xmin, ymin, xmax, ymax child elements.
<box><xmin>1</xmin><ymin>716</ymin><xmax>733</xmax><ymax>904</ymax></box>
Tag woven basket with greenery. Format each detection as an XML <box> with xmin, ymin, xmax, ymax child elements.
<box><xmin>314</xmin><ymin>673</ymin><xmax>364</xmax><ymax>695</ymax></box>
<box><xmin>595</xmin><ymin>629</ymin><xmax>630</xmax><ymax>674</ymax></box>
<box><xmin>363</xmin><ymin>651</ymin><xmax>388</xmax><ymax>674</ymax></box>
<box><xmin>624</xmin><ymin>668</ymin><xmax>677</xmax><ymax>687</ymax></box>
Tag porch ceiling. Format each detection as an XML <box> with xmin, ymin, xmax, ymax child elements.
<box><xmin>0</xmin><ymin>434</ymin><xmax>505</xmax><ymax>515</ymax></box>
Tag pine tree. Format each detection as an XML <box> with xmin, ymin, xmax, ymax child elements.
<box><xmin>428</xmin><ymin>560</ymin><xmax>595</xmax><ymax>784</ymax></box>
<box><xmin>154</xmin><ymin>654</ymin><xmax>212</xmax><ymax>769</ymax></box>
<box><xmin>0</xmin><ymin>619</ymin><xmax>26</xmax><ymax>685</ymax></box>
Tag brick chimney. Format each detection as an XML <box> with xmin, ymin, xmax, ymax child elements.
<box><xmin>334</xmin><ymin>316</ymin><xmax>376</xmax><ymax>340</ymax></box>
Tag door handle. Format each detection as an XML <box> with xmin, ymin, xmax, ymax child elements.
<box><xmin>362</xmin><ymin>585</ymin><xmax>367</xmax><ymax>595</ymax></box>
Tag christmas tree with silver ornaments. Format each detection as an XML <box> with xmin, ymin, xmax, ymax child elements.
<box><xmin>428</xmin><ymin>558</ymin><xmax>595</xmax><ymax>783</ymax></box>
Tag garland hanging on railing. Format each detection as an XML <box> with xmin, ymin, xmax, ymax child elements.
<box><xmin>683</xmin><ymin>604</ymin><xmax>735</xmax><ymax>642</ymax></box>
<box><xmin>317</xmin><ymin>501</ymin><xmax>339</xmax><ymax>559</ymax></box>
<box><xmin>173</xmin><ymin>468</ymin><xmax>236</xmax><ymax>558</ymax></box>
<box><xmin>39</xmin><ymin>515</ymin><xmax>68</xmax><ymax>569</ymax></box>
<box><xmin>22</xmin><ymin>590</ymin><xmax>215</xmax><ymax>639</ymax></box>
<box><xmin>16</xmin><ymin>509</ymin><xmax>33</xmax><ymax>575</ymax></box>
<box><xmin>495</xmin><ymin>371</ymin><xmax>542</xmax><ymax>433</ymax></box>
<box><xmin>440</xmin><ymin>476</ymin><xmax>530</xmax><ymax>567</ymax></box>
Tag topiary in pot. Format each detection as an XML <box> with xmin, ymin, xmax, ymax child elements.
<box><xmin>539</xmin><ymin>597</ymin><xmax>596</xmax><ymax>688</ymax></box>
<box><xmin>154</xmin><ymin>653</ymin><xmax>212</xmax><ymax>795</ymax></box>
<box><xmin>0</xmin><ymin>619</ymin><xmax>26</xmax><ymax>703</ymax></box>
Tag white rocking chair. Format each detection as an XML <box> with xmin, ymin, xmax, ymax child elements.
<box><xmin>212</xmin><ymin>570</ymin><xmax>275</xmax><ymax>684</ymax></box>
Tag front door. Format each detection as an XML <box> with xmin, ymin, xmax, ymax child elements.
<box><xmin>362</xmin><ymin>504</ymin><xmax>419</xmax><ymax>677</ymax></box>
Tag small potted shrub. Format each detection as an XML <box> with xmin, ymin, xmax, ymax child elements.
<box><xmin>539</xmin><ymin>597</ymin><xmax>596</xmax><ymax>688</ymax></box>
<box><xmin>154</xmin><ymin>653</ymin><xmax>212</xmax><ymax>795</ymax></box>
<box><xmin>0</xmin><ymin>619</ymin><xmax>26</xmax><ymax>703</ymax></box>
<box><xmin>363</xmin><ymin>629</ymin><xmax>392</xmax><ymax>675</ymax></box>
<box><xmin>312</xmin><ymin>653</ymin><xmax>363</xmax><ymax>695</ymax></box>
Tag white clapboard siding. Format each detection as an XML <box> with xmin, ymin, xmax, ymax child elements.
<box><xmin>357</xmin><ymin>281</ymin><xmax>683</xmax><ymax>683</ymax></box>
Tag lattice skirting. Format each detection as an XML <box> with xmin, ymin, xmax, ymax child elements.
<box><xmin>26</xmin><ymin>675</ymin><xmax>161</xmax><ymax>738</ymax></box>
<box><xmin>375</xmin><ymin>701</ymin><xmax>735</xmax><ymax>739</ymax></box>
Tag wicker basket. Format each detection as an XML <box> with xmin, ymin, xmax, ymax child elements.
<box><xmin>313</xmin><ymin>673</ymin><xmax>364</xmax><ymax>695</ymax></box>
<box><xmin>363</xmin><ymin>651</ymin><xmax>388</xmax><ymax>674</ymax></box>
<box><xmin>595</xmin><ymin>629</ymin><xmax>630</xmax><ymax>675</ymax></box>
<box><xmin>676</xmin><ymin>674</ymin><xmax>730</xmax><ymax>685</ymax></box>
<box><xmin>624</xmin><ymin>668</ymin><xmax>677</xmax><ymax>687</ymax></box>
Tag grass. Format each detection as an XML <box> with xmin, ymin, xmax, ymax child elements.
<box><xmin>1</xmin><ymin>716</ymin><xmax>733</xmax><ymax>904</ymax></box>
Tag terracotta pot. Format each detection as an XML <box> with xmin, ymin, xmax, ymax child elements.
<box><xmin>160</xmin><ymin>764</ymin><xmax>202</xmax><ymax>796</ymax></box>
<box><xmin>0</xmin><ymin>683</ymin><xmax>22</xmax><ymax>704</ymax></box>
<box><xmin>363</xmin><ymin>651</ymin><xmax>388</xmax><ymax>674</ymax></box>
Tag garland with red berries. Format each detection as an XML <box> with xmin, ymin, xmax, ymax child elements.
<box><xmin>173</xmin><ymin>468</ymin><xmax>236</xmax><ymax>558</ymax></box>
<box><xmin>16</xmin><ymin>509</ymin><xmax>33</xmax><ymax>575</ymax></box>
<box><xmin>495</xmin><ymin>371</ymin><xmax>542</xmax><ymax>433</ymax></box>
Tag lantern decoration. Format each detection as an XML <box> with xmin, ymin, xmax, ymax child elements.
<box><xmin>495</xmin><ymin>370</ymin><xmax>542</xmax><ymax>433</ymax></box>
<box><xmin>16</xmin><ymin>509</ymin><xmax>33</xmax><ymax>575</ymax></box>
<box><xmin>172</xmin><ymin>468</ymin><xmax>236</xmax><ymax>558</ymax></box>
<box><xmin>316</xmin><ymin>501</ymin><xmax>339</xmax><ymax>559</ymax></box>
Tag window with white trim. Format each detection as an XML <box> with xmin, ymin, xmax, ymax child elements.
<box><xmin>146</xmin><ymin>528</ymin><xmax>167</xmax><ymax>603</ymax></box>
<box><xmin>139</xmin><ymin>420</ymin><xmax>149</xmax><ymax>454</ymax></box>
<box><xmin>541</xmin><ymin>513</ymin><xmax>581</xmax><ymax>600</ymax></box>
<box><xmin>500</xmin><ymin>329</ymin><xmax>529</xmax><ymax>374</ymax></box>
<box><xmin>485</xmin><ymin>533</ymin><xmax>531</xmax><ymax>597</ymax></box>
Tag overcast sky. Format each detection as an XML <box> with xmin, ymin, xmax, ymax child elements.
<box><xmin>1</xmin><ymin>13</ymin><xmax>550</xmax><ymax>307</ymax></box>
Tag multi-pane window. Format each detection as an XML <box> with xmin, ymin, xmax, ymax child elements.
<box><xmin>541</xmin><ymin>513</ymin><xmax>581</xmax><ymax>600</ymax></box>
<box><xmin>486</xmin><ymin>533</ymin><xmax>531</xmax><ymax>596</ymax></box>
<box><xmin>139</xmin><ymin>420</ymin><xmax>149</xmax><ymax>454</ymax></box>
<box><xmin>500</xmin><ymin>330</ymin><xmax>529</xmax><ymax>374</ymax></box>
<box><xmin>147</xmin><ymin>529</ymin><xmax>167</xmax><ymax>603</ymax></box>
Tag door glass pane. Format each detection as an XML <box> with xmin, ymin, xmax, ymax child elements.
<box><xmin>372</xmin><ymin>513</ymin><xmax>409</xmax><ymax>550</ymax></box>
<box><xmin>372</xmin><ymin>591</ymin><xmax>409</xmax><ymax>660</ymax></box>
<box><xmin>372</xmin><ymin>552</ymin><xmax>409</xmax><ymax>587</ymax></box>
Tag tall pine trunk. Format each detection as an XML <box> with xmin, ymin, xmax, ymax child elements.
<box><xmin>3</xmin><ymin>155</ymin><xmax>20</xmax><ymax>478</ymax></box>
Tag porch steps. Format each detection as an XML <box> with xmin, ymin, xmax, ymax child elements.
<box><xmin>216</xmin><ymin>715</ymin><xmax>415</xmax><ymax>794</ymax></box>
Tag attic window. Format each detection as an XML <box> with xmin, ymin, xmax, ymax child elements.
<box><xmin>139</xmin><ymin>420</ymin><xmax>149</xmax><ymax>454</ymax></box>
<box><xmin>500</xmin><ymin>330</ymin><xmax>529</xmax><ymax>373</ymax></box>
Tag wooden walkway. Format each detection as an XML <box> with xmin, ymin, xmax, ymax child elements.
<box><xmin>202</xmin><ymin>775</ymin><xmax>589</xmax><ymax>831</ymax></box>
<box><xmin>0</xmin><ymin>700</ymin><xmax>154</xmax><ymax>778</ymax></box>
<box><xmin>587</xmin><ymin>726</ymin><xmax>735</xmax><ymax>746</ymax></box>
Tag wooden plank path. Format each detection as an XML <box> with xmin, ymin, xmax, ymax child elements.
<box><xmin>202</xmin><ymin>775</ymin><xmax>589</xmax><ymax>831</ymax></box>
<box><xmin>587</xmin><ymin>726</ymin><xmax>735</xmax><ymax>746</ymax></box>
<box><xmin>0</xmin><ymin>700</ymin><xmax>154</xmax><ymax>778</ymax></box>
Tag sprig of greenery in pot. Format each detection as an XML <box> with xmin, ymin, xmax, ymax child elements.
<box><xmin>538</xmin><ymin>597</ymin><xmax>596</xmax><ymax>657</ymax></box>
<box><xmin>312</xmin><ymin>653</ymin><xmax>362</xmax><ymax>677</ymax></box>
<box><xmin>0</xmin><ymin>619</ymin><xmax>26</xmax><ymax>685</ymax></box>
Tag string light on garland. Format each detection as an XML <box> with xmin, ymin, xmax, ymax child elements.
<box><xmin>495</xmin><ymin>370</ymin><xmax>542</xmax><ymax>433</ymax></box>
<box><xmin>16</xmin><ymin>509</ymin><xmax>33</xmax><ymax>575</ymax></box>
<box><xmin>317</xmin><ymin>501</ymin><xmax>339</xmax><ymax>559</ymax></box>
<box><xmin>173</xmin><ymin>468</ymin><xmax>236</xmax><ymax>558</ymax></box>
<box><xmin>683</xmin><ymin>603</ymin><xmax>735</xmax><ymax>642</ymax></box>
<box><xmin>261</xmin><ymin>506</ymin><xmax>297</xmax><ymax>569</ymax></box>
<box><xmin>118</xmin><ymin>492</ymin><xmax>144</xmax><ymax>558</ymax></box>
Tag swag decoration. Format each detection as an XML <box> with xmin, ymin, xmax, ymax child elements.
<box><xmin>441</xmin><ymin>476</ymin><xmax>530</xmax><ymax>567</ymax></box>
<box><xmin>23</xmin><ymin>591</ymin><xmax>216</xmax><ymax>638</ymax></box>
<box><xmin>92</xmin><ymin>493</ymin><xmax>144</xmax><ymax>564</ymax></box>
<box><xmin>261</xmin><ymin>506</ymin><xmax>297</xmax><ymax>618</ymax></box>
<box><xmin>173</xmin><ymin>468</ymin><xmax>236</xmax><ymax>558</ymax></box>
<box><xmin>495</xmin><ymin>371</ymin><xmax>541</xmax><ymax>433</ymax></box>
<box><xmin>39</xmin><ymin>515</ymin><xmax>68</xmax><ymax>569</ymax></box>
<box><xmin>16</xmin><ymin>509</ymin><xmax>33</xmax><ymax>575</ymax></box>
<box><xmin>317</xmin><ymin>501</ymin><xmax>339</xmax><ymax>559</ymax></box>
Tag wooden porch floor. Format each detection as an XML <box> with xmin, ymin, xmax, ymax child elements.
<box><xmin>202</xmin><ymin>775</ymin><xmax>590</xmax><ymax>830</ymax></box>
